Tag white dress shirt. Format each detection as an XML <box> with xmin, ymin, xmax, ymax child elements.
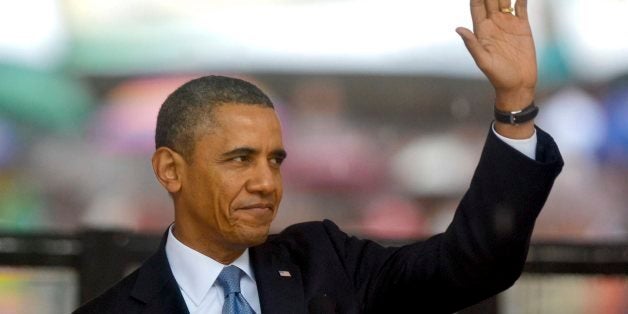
<box><xmin>165</xmin><ymin>226</ymin><xmax>262</xmax><ymax>314</ymax></box>
<box><xmin>163</xmin><ymin>127</ymin><xmax>536</xmax><ymax>314</ymax></box>
<box><xmin>492</xmin><ymin>125</ymin><xmax>537</xmax><ymax>160</ymax></box>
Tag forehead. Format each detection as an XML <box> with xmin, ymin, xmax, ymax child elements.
<box><xmin>211</xmin><ymin>104</ymin><xmax>281</xmax><ymax>132</ymax></box>
<box><xmin>198</xmin><ymin>104</ymin><xmax>282</xmax><ymax>149</ymax></box>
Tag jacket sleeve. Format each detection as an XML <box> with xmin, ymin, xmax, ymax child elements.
<box><xmin>358</xmin><ymin>125</ymin><xmax>563</xmax><ymax>313</ymax></box>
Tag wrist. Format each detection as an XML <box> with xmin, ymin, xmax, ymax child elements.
<box><xmin>494</xmin><ymin>102</ymin><xmax>538</xmax><ymax>125</ymax></box>
<box><xmin>495</xmin><ymin>87</ymin><xmax>535</xmax><ymax>111</ymax></box>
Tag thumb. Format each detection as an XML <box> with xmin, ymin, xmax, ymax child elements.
<box><xmin>456</xmin><ymin>27</ymin><xmax>488</xmax><ymax>69</ymax></box>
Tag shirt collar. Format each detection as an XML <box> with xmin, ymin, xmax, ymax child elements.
<box><xmin>165</xmin><ymin>224</ymin><xmax>254</xmax><ymax>306</ymax></box>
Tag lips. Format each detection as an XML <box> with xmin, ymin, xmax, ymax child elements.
<box><xmin>236</xmin><ymin>203</ymin><xmax>273</xmax><ymax>211</ymax></box>
<box><xmin>233</xmin><ymin>203</ymin><xmax>275</xmax><ymax>222</ymax></box>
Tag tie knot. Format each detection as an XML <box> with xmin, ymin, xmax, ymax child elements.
<box><xmin>217</xmin><ymin>265</ymin><xmax>243</xmax><ymax>295</ymax></box>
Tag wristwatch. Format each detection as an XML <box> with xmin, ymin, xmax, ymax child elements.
<box><xmin>494</xmin><ymin>102</ymin><xmax>539</xmax><ymax>124</ymax></box>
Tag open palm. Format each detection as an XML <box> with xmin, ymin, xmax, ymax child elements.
<box><xmin>457</xmin><ymin>0</ymin><xmax>537</xmax><ymax>106</ymax></box>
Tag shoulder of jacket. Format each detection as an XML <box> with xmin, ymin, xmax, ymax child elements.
<box><xmin>275</xmin><ymin>219</ymin><xmax>343</xmax><ymax>237</ymax></box>
<box><xmin>73</xmin><ymin>268</ymin><xmax>142</xmax><ymax>313</ymax></box>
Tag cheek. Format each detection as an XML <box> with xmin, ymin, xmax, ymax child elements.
<box><xmin>217</xmin><ymin>174</ymin><xmax>248</xmax><ymax>209</ymax></box>
<box><xmin>189</xmin><ymin>171</ymin><xmax>230</xmax><ymax>216</ymax></box>
<box><xmin>276</xmin><ymin>177</ymin><xmax>283</xmax><ymax>199</ymax></box>
<box><xmin>275</xmin><ymin>172</ymin><xmax>284</xmax><ymax>195</ymax></box>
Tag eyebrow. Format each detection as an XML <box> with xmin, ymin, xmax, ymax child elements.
<box><xmin>272</xmin><ymin>148</ymin><xmax>288</xmax><ymax>160</ymax></box>
<box><xmin>221</xmin><ymin>147</ymin><xmax>287</xmax><ymax>159</ymax></box>
<box><xmin>222</xmin><ymin>147</ymin><xmax>256</xmax><ymax>158</ymax></box>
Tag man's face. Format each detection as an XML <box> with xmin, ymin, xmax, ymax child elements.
<box><xmin>176</xmin><ymin>104</ymin><xmax>285</xmax><ymax>255</ymax></box>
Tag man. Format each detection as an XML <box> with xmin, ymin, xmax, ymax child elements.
<box><xmin>75</xmin><ymin>0</ymin><xmax>563</xmax><ymax>313</ymax></box>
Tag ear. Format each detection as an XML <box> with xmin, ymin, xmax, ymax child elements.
<box><xmin>152</xmin><ymin>147</ymin><xmax>185</xmax><ymax>193</ymax></box>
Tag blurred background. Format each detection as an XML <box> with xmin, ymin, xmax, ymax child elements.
<box><xmin>0</xmin><ymin>0</ymin><xmax>626</xmax><ymax>313</ymax></box>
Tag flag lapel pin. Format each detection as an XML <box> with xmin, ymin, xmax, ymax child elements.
<box><xmin>278</xmin><ymin>270</ymin><xmax>291</xmax><ymax>277</ymax></box>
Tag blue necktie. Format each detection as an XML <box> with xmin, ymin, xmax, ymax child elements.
<box><xmin>217</xmin><ymin>266</ymin><xmax>256</xmax><ymax>314</ymax></box>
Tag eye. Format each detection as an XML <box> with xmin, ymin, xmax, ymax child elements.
<box><xmin>269</xmin><ymin>156</ymin><xmax>285</xmax><ymax>166</ymax></box>
<box><xmin>232</xmin><ymin>156</ymin><xmax>250</xmax><ymax>163</ymax></box>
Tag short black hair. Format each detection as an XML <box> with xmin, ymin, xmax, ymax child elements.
<box><xmin>155</xmin><ymin>75</ymin><xmax>274</xmax><ymax>160</ymax></box>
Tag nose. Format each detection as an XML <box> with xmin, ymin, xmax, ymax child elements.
<box><xmin>246</xmin><ymin>160</ymin><xmax>280</xmax><ymax>196</ymax></box>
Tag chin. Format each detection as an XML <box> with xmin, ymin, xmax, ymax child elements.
<box><xmin>248</xmin><ymin>233</ymin><xmax>269</xmax><ymax>247</ymax></box>
<box><xmin>235</xmin><ymin>224</ymin><xmax>271</xmax><ymax>247</ymax></box>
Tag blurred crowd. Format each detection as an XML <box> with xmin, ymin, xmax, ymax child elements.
<box><xmin>1</xmin><ymin>70</ymin><xmax>627</xmax><ymax>244</ymax></box>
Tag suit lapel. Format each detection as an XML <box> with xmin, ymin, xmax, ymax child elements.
<box><xmin>130</xmin><ymin>230</ymin><xmax>189</xmax><ymax>314</ymax></box>
<box><xmin>251</xmin><ymin>242</ymin><xmax>307</xmax><ymax>314</ymax></box>
<box><xmin>128</xmin><ymin>230</ymin><xmax>308</xmax><ymax>313</ymax></box>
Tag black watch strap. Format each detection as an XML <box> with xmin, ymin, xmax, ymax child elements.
<box><xmin>494</xmin><ymin>102</ymin><xmax>539</xmax><ymax>124</ymax></box>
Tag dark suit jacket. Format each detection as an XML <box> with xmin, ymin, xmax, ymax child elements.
<box><xmin>74</xmin><ymin>127</ymin><xmax>563</xmax><ymax>314</ymax></box>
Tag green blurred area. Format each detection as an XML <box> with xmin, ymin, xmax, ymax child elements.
<box><xmin>0</xmin><ymin>64</ymin><xmax>93</xmax><ymax>132</ymax></box>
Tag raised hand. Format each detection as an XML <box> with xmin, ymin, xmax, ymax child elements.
<box><xmin>457</xmin><ymin>0</ymin><xmax>537</xmax><ymax>137</ymax></box>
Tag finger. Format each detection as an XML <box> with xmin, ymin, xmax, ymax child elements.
<box><xmin>498</xmin><ymin>0</ymin><xmax>512</xmax><ymax>12</ymax></box>
<box><xmin>485</xmin><ymin>0</ymin><xmax>499</xmax><ymax>15</ymax></box>
<box><xmin>470</xmin><ymin>0</ymin><xmax>487</xmax><ymax>28</ymax></box>
<box><xmin>515</xmin><ymin>0</ymin><xmax>528</xmax><ymax>19</ymax></box>
<box><xmin>456</xmin><ymin>27</ymin><xmax>490</xmax><ymax>70</ymax></box>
